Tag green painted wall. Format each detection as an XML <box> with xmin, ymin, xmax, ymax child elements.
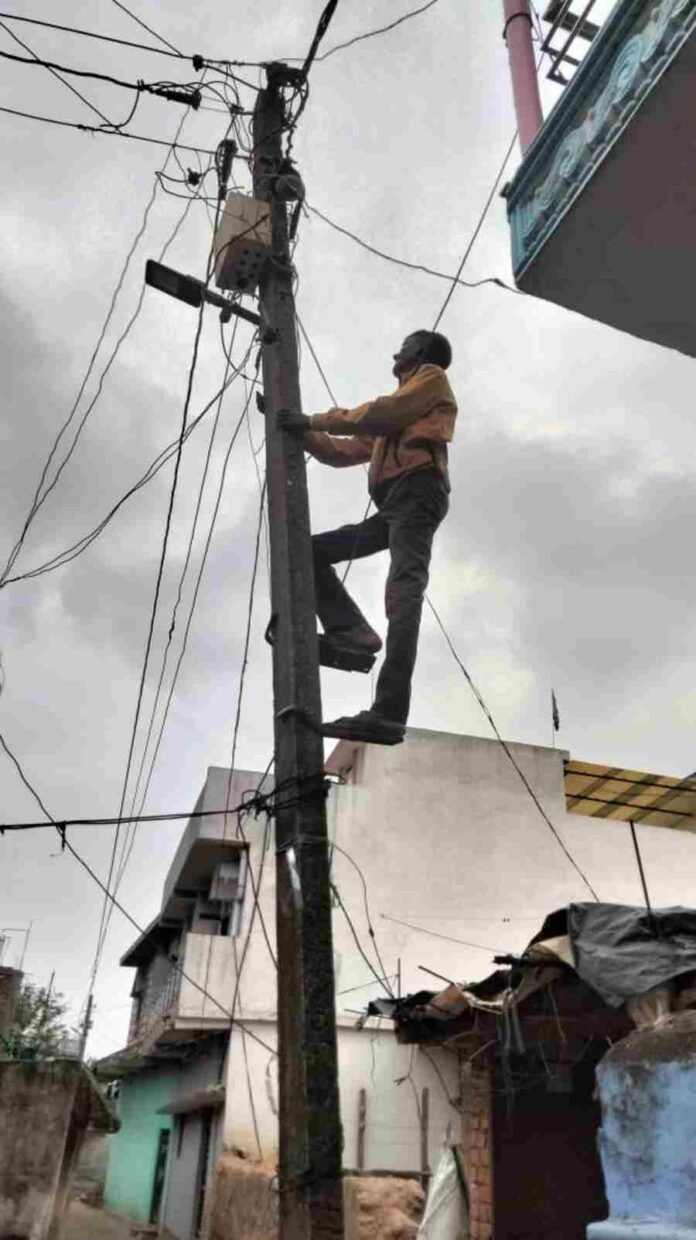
<box><xmin>103</xmin><ymin>1067</ymin><xmax>177</xmax><ymax>1222</ymax></box>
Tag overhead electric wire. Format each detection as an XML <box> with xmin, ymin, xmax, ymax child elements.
<box><xmin>90</xmin><ymin>285</ymin><xmax>212</xmax><ymax>987</ymax></box>
<box><xmin>0</xmin><ymin>10</ymin><xmax>264</xmax><ymax>84</ymax></box>
<box><xmin>301</xmin><ymin>0</ymin><xmax>341</xmax><ymax>77</ymax></box>
<box><xmin>1</xmin><ymin>126</ymin><xmax>209</xmax><ymax>587</ymax></box>
<box><xmin>0</xmin><ymin>18</ymin><xmax>113</xmax><ymax>126</ymax></box>
<box><xmin>424</xmin><ymin>596</ymin><xmax>600</xmax><ymax>901</ymax></box>
<box><xmin>120</xmin><ymin>346</ymin><xmax>259</xmax><ymax>874</ymax></box>
<box><xmin>298</xmin><ymin>311</ymin><xmax>598</xmax><ymax>904</ymax></box>
<box><xmin>0</xmin><ymin>47</ymin><xmax>202</xmax><ymax>110</ymax></box>
<box><xmin>110</xmin><ymin>0</ymin><xmax>182</xmax><ymax>56</ymax></box>
<box><xmin>316</xmin><ymin>0</ymin><xmax>439</xmax><ymax>63</ymax></box>
<box><xmin>1</xmin><ymin>369</ymin><xmax>244</xmax><ymax>588</ymax></box>
<box><xmin>308</xmin><ymin>203</ymin><xmax>520</xmax><ymax>296</ymax></box>
<box><xmin>0</xmin><ymin>104</ymin><xmax>216</xmax><ymax>152</ymax></box>
<box><xmin>125</xmin><ymin>326</ymin><xmax>245</xmax><ymax>823</ymax></box>
<box><xmin>380</xmin><ymin>913</ymin><xmax>505</xmax><ymax>954</ymax></box>
<box><xmin>0</xmin><ymin>10</ymin><xmax>193</xmax><ymax>61</ymax></box>
<box><xmin>0</xmin><ymin>729</ymin><xmax>276</xmax><ymax>1054</ymax></box>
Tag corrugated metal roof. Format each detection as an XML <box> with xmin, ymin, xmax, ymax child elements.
<box><xmin>565</xmin><ymin>760</ymin><xmax>696</xmax><ymax>830</ymax></box>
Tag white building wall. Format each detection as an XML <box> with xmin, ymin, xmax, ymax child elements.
<box><xmin>222</xmin><ymin>1018</ymin><xmax>459</xmax><ymax>1175</ymax></box>
<box><xmin>200</xmin><ymin>728</ymin><xmax>696</xmax><ymax>1168</ymax></box>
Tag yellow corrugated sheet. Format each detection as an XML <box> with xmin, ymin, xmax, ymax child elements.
<box><xmin>565</xmin><ymin>760</ymin><xmax>696</xmax><ymax>830</ymax></box>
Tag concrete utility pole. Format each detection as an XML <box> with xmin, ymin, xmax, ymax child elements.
<box><xmin>252</xmin><ymin>63</ymin><xmax>345</xmax><ymax>1240</ymax></box>
<box><xmin>503</xmin><ymin>0</ymin><xmax>544</xmax><ymax>152</ymax></box>
<box><xmin>78</xmin><ymin>992</ymin><xmax>93</xmax><ymax>1062</ymax></box>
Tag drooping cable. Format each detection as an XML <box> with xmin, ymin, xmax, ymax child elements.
<box><xmin>0</xmin><ymin>109</ymin><xmax>207</xmax><ymax>585</ymax></box>
<box><xmin>0</xmin><ymin>105</ymin><xmax>216</xmax><ymax>153</ymax></box>
<box><xmin>89</xmin><ymin>276</ymin><xmax>214</xmax><ymax>990</ymax></box>
<box><xmin>0</xmin><ymin>730</ymin><xmax>276</xmax><ymax>1054</ymax></box>
<box><xmin>307</xmin><ymin>203</ymin><xmax>521</xmax><ymax>297</ymax></box>
<box><xmin>1</xmin><ymin>369</ymin><xmax>244</xmax><ymax>588</ymax></box>
<box><xmin>424</xmin><ymin>596</ymin><xmax>600</xmax><ymax>900</ymax></box>
<box><xmin>0</xmin><ymin>48</ymin><xmax>202</xmax><ymax>112</ymax></box>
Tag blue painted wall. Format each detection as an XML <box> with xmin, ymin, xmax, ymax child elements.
<box><xmin>103</xmin><ymin>1066</ymin><xmax>177</xmax><ymax>1222</ymax></box>
<box><xmin>590</xmin><ymin>1020</ymin><xmax>696</xmax><ymax>1237</ymax></box>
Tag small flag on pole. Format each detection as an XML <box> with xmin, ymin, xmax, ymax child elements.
<box><xmin>552</xmin><ymin>689</ymin><xmax>560</xmax><ymax>733</ymax></box>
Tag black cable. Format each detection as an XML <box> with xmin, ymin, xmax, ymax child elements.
<box><xmin>424</xmin><ymin>596</ymin><xmax>600</xmax><ymax>901</ymax></box>
<box><xmin>1</xmin><ymin>139</ymin><xmax>210</xmax><ymax>587</ymax></box>
<box><xmin>0</xmin><ymin>48</ymin><xmax>202</xmax><ymax>110</ymax></box>
<box><xmin>126</xmin><ymin>328</ymin><xmax>245</xmax><ymax>823</ymax></box>
<box><xmin>296</xmin><ymin>313</ymin><xmax>596</xmax><ymax>903</ymax></box>
<box><xmin>0</xmin><ymin>729</ymin><xmax>276</xmax><ymax>1054</ymax></box>
<box><xmin>301</xmin><ymin>0</ymin><xmax>341</xmax><ymax>77</ymax></box>
<box><xmin>0</xmin><ymin>10</ymin><xmax>190</xmax><ymax>60</ymax></box>
<box><xmin>1</xmin><ymin>369</ymin><xmax>242</xmax><ymax>588</ymax></box>
<box><xmin>316</xmin><ymin>0</ymin><xmax>439</xmax><ymax>63</ymax></box>
<box><xmin>0</xmin><ymin>18</ymin><xmax>113</xmax><ymax>126</ymax></box>
<box><xmin>308</xmin><ymin>203</ymin><xmax>520</xmax><ymax>296</ymax></box>
<box><xmin>380</xmin><ymin>913</ymin><xmax>504</xmax><ymax>954</ymax></box>
<box><xmin>0</xmin><ymin>104</ymin><xmax>216</xmax><ymax>153</ymax></box>
<box><xmin>124</xmin><ymin>346</ymin><xmax>259</xmax><ymax>839</ymax></box>
<box><xmin>431</xmin><ymin>136</ymin><xmax>519</xmax><ymax>331</ymax></box>
<box><xmin>225</xmin><ymin>480</ymin><xmax>267</xmax><ymax>802</ymax></box>
<box><xmin>110</xmin><ymin>0</ymin><xmax>182</xmax><ymax>56</ymax></box>
<box><xmin>91</xmin><ymin>287</ymin><xmax>213</xmax><ymax>983</ymax></box>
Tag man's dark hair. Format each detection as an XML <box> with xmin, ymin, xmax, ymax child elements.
<box><xmin>414</xmin><ymin>330</ymin><xmax>452</xmax><ymax>370</ymax></box>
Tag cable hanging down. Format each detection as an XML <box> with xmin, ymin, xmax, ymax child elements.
<box><xmin>0</xmin><ymin>48</ymin><xmax>203</xmax><ymax>110</ymax></box>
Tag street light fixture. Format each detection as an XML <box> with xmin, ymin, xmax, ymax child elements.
<box><xmin>144</xmin><ymin>260</ymin><xmax>263</xmax><ymax>330</ymax></box>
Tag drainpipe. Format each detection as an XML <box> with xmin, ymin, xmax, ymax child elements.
<box><xmin>503</xmin><ymin>0</ymin><xmax>544</xmax><ymax>153</ymax></box>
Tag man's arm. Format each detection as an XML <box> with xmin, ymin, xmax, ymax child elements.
<box><xmin>309</xmin><ymin>364</ymin><xmax>452</xmax><ymax>438</ymax></box>
<box><xmin>304</xmin><ymin>429</ymin><xmax>373</xmax><ymax>468</ymax></box>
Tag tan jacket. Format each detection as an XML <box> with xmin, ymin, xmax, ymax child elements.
<box><xmin>305</xmin><ymin>363</ymin><xmax>457</xmax><ymax>496</ymax></box>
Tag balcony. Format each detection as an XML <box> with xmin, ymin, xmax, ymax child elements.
<box><xmin>507</xmin><ymin>0</ymin><xmax>696</xmax><ymax>357</ymax></box>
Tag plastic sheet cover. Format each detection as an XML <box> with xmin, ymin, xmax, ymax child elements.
<box><xmin>565</xmin><ymin>903</ymin><xmax>696</xmax><ymax>1008</ymax></box>
<box><xmin>416</xmin><ymin>1145</ymin><xmax>467</xmax><ymax>1240</ymax></box>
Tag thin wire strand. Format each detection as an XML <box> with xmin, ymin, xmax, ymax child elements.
<box><xmin>424</xmin><ymin>596</ymin><xmax>600</xmax><ymax>901</ymax></box>
<box><xmin>0</xmin><ymin>18</ymin><xmax>112</xmax><ymax>125</ymax></box>
<box><xmin>308</xmin><ymin>204</ymin><xmax>521</xmax><ymax>297</ymax></box>
<box><xmin>316</xmin><ymin>0</ymin><xmax>439</xmax><ymax>63</ymax></box>
<box><xmin>0</xmin><ymin>104</ymin><xmax>216</xmax><ymax>153</ymax></box>
<box><xmin>0</xmin><ymin>10</ymin><xmax>190</xmax><ymax>61</ymax></box>
<box><xmin>110</xmin><ymin>0</ymin><xmax>182</xmax><ymax>56</ymax></box>
<box><xmin>0</xmin><ymin>730</ymin><xmax>276</xmax><ymax>1054</ymax></box>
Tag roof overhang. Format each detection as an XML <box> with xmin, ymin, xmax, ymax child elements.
<box><xmin>158</xmin><ymin>1085</ymin><xmax>225</xmax><ymax>1116</ymax></box>
<box><xmin>565</xmin><ymin>760</ymin><xmax>696</xmax><ymax>830</ymax></box>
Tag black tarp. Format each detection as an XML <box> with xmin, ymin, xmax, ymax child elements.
<box><xmin>543</xmin><ymin>903</ymin><xmax>696</xmax><ymax>1008</ymax></box>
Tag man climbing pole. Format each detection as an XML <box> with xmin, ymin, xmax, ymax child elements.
<box><xmin>277</xmin><ymin>329</ymin><xmax>457</xmax><ymax>745</ymax></box>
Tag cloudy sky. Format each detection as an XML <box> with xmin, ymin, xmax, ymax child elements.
<box><xmin>2</xmin><ymin>0</ymin><xmax>696</xmax><ymax>1057</ymax></box>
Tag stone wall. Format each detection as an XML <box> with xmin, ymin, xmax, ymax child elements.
<box><xmin>459</xmin><ymin>1056</ymin><xmax>493</xmax><ymax>1240</ymax></box>
<box><xmin>206</xmin><ymin>1154</ymin><xmax>423</xmax><ymax>1240</ymax></box>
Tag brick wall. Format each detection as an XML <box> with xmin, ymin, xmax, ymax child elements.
<box><xmin>459</xmin><ymin>1054</ymin><xmax>493</xmax><ymax>1240</ymax></box>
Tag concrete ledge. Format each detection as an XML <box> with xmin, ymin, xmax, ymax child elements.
<box><xmin>589</xmin><ymin>1223</ymin><xmax>696</xmax><ymax>1240</ymax></box>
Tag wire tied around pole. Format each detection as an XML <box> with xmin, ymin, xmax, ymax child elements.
<box><xmin>502</xmin><ymin>11</ymin><xmax>534</xmax><ymax>40</ymax></box>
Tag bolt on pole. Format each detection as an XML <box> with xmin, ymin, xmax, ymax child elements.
<box><xmin>252</xmin><ymin>62</ymin><xmax>345</xmax><ymax>1240</ymax></box>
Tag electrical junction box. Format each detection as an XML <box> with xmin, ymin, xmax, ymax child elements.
<box><xmin>214</xmin><ymin>192</ymin><xmax>272</xmax><ymax>294</ymax></box>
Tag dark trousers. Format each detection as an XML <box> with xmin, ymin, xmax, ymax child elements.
<box><xmin>312</xmin><ymin>468</ymin><xmax>449</xmax><ymax>724</ymax></box>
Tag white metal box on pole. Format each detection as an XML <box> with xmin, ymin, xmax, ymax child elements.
<box><xmin>213</xmin><ymin>192</ymin><xmax>272</xmax><ymax>293</ymax></box>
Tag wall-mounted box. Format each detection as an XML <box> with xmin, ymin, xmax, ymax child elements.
<box><xmin>214</xmin><ymin>193</ymin><xmax>272</xmax><ymax>294</ymax></box>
